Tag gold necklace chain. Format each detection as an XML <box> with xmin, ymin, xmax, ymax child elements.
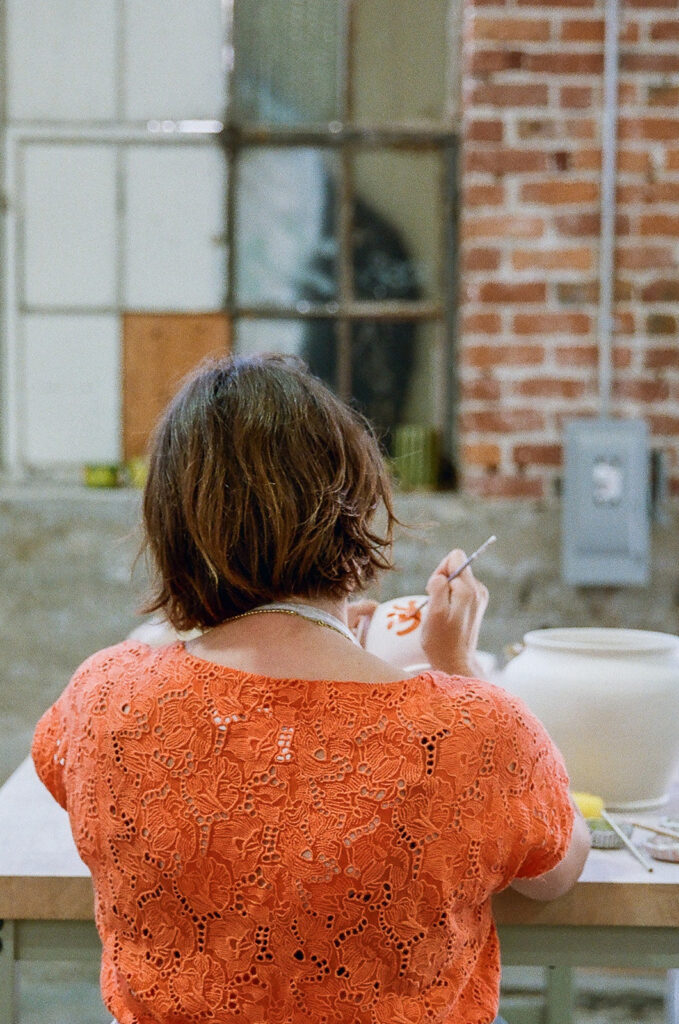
<box><xmin>227</xmin><ymin>604</ymin><xmax>360</xmax><ymax>646</ymax></box>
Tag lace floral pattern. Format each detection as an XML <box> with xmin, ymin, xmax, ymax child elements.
<box><xmin>32</xmin><ymin>641</ymin><xmax>573</xmax><ymax>1024</ymax></box>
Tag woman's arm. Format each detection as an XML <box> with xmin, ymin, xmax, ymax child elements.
<box><xmin>421</xmin><ymin>549</ymin><xmax>489</xmax><ymax>677</ymax></box>
<box><xmin>509</xmin><ymin>803</ymin><xmax>591</xmax><ymax>901</ymax></box>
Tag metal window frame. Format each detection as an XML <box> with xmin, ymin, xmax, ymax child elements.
<box><xmin>224</xmin><ymin>0</ymin><xmax>459</xmax><ymax>469</ymax></box>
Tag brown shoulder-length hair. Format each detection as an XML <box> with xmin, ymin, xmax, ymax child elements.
<box><xmin>140</xmin><ymin>354</ymin><xmax>397</xmax><ymax>631</ymax></box>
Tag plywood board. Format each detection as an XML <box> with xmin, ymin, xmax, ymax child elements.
<box><xmin>122</xmin><ymin>312</ymin><xmax>230</xmax><ymax>459</ymax></box>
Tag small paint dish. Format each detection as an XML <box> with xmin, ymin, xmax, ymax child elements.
<box><xmin>641</xmin><ymin>835</ymin><xmax>679</xmax><ymax>863</ymax></box>
<box><xmin>586</xmin><ymin>817</ymin><xmax>634</xmax><ymax>849</ymax></box>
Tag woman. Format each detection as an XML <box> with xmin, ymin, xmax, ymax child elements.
<box><xmin>32</xmin><ymin>355</ymin><xmax>590</xmax><ymax>1024</ymax></box>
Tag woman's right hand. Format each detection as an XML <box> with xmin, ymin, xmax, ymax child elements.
<box><xmin>421</xmin><ymin>549</ymin><xmax>489</xmax><ymax>677</ymax></box>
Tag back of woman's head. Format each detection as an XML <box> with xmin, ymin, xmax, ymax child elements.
<box><xmin>141</xmin><ymin>354</ymin><xmax>396</xmax><ymax>630</ymax></box>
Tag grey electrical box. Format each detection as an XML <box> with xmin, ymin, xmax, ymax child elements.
<box><xmin>562</xmin><ymin>418</ymin><xmax>650</xmax><ymax>586</ymax></box>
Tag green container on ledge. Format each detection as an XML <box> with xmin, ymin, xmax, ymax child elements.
<box><xmin>393</xmin><ymin>425</ymin><xmax>439</xmax><ymax>491</ymax></box>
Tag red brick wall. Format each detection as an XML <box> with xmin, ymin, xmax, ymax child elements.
<box><xmin>459</xmin><ymin>0</ymin><xmax>679</xmax><ymax>498</ymax></box>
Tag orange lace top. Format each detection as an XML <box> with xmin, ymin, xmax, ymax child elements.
<box><xmin>32</xmin><ymin>640</ymin><xmax>573</xmax><ymax>1024</ymax></box>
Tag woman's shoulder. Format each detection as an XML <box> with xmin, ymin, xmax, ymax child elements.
<box><xmin>422</xmin><ymin>670</ymin><xmax>539</xmax><ymax>734</ymax></box>
<box><xmin>69</xmin><ymin>639</ymin><xmax>181</xmax><ymax>692</ymax></box>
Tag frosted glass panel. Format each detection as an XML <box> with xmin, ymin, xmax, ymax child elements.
<box><xmin>7</xmin><ymin>0</ymin><xmax>117</xmax><ymax>120</ymax></box>
<box><xmin>23</xmin><ymin>144</ymin><xmax>118</xmax><ymax>308</ymax></box>
<box><xmin>236</xmin><ymin>149</ymin><xmax>333</xmax><ymax>304</ymax></box>
<box><xmin>124</xmin><ymin>145</ymin><xmax>227</xmax><ymax>311</ymax></box>
<box><xmin>23</xmin><ymin>315</ymin><xmax>120</xmax><ymax>465</ymax></box>
<box><xmin>236</xmin><ymin>319</ymin><xmax>338</xmax><ymax>391</ymax></box>
<box><xmin>352</xmin><ymin>151</ymin><xmax>442</xmax><ymax>300</ymax></box>
<box><xmin>124</xmin><ymin>0</ymin><xmax>226</xmax><ymax>120</ymax></box>
<box><xmin>233</xmin><ymin>0</ymin><xmax>340</xmax><ymax>125</ymax></box>
<box><xmin>353</xmin><ymin>0</ymin><xmax>448</xmax><ymax>124</ymax></box>
<box><xmin>351</xmin><ymin>320</ymin><xmax>440</xmax><ymax>451</ymax></box>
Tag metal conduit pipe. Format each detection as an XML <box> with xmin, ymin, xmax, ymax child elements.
<box><xmin>598</xmin><ymin>0</ymin><xmax>620</xmax><ymax>419</ymax></box>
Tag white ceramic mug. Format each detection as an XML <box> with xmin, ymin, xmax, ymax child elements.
<box><xmin>364</xmin><ymin>594</ymin><xmax>429</xmax><ymax>670</ymax></box>
<box><xmin>364</xmin><ymin>595</ymin><xmax>497</xmax><ymax>679</ymax></box>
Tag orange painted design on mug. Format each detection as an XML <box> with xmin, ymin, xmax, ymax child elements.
<box><xmin>386</xmin><ymin>600</ymin><xmax>423</xmax><ymax>636</ymax></box>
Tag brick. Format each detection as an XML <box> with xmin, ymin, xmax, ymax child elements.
<box><xmin>556</xmin><ymin>345</ymin><xmax>631</xmax><ymax>369</ymax></box>
<box><xmin>620</xmin><ymin>182</ymin><xmax>679</xmax><ymax>205</ymax></box>
<box><xmin>514</xmin><ymin>312</ymin><xmax>591</xmax><ymax>335</ymax></box>
<box><xmin>520</xmin><ymin>52</ymin><xmax>604</xmax><ymax>75</ymax></box>
<box><xmin>463</xmin><ymin>344</ymin><xmax>545</xmax><ymax>368</ymax></box>
<box><xmin>555</xmin><ymin>212</ymin><xmax>629</xmax><ymax>237</ymax></box>
<box><xmin>620</xmin><ymin>118</ymin><xmax>679</xmax><ymax>142</ymax></box>
<box><xmin>512</xmin><ymin>247</ymin><xmax>593</xmax><ymax>271</ymax></box>
<box><xmin>556</xmin><ymin>281</ymin><xmax>599</xmax><ymax>305</ymax></box>
<box><xmin>513</xmin><ymin>378</ymin><xmax>587</xmax><ymax>399</ymax></box>
<box><xmin>462</xmin><ymin>312</ymin><xmax>503</xmax><ymax>334</ymax></box>
<box><xmin>473</xmin><ymin>16</ymin><xmax>551</xmax><ymax>41</ymax></box>
<box><xmin>617</xmin><ymin>246</ymin><xmax>676</xmax><ymax>271</ymax></box>
<box><xmin>466</xmin><ymin>183</ymin><xmax>505</xmax><ymax>206</ymax></box>
<box><xmin>470</xmin><ymin>50</ymin><xmax>523</xmax><ymax>74</ymax></box>
<box><xmin>466</xmin><ymin>474</ymin><xmax>545</xmax><ymax>500</ymax></box>
<box><xmin>463</xmin><ymin>442</ymin><xmax>502</xmax><ymax>469</ymax></box>
<box><xmin>467</xmin><ymin>119</ymin><xmax>504</xmax><ymax>143</ymax></box>
<box><xmin>461</xmin><ymin>378</ymin><xmax>502</xmax><ymax>401</ymax></box>
<box><xmin>614</xmin><ymin>379</ymin><xmax>671</xmax><ymax>402</ymax></box>
<box><xmin>626</xmin><ymin>0</ymin><xmax>679</xmax><ymax>8</ymax></box>
<box><xmin>564</xmin><ymin>118</ymin><xmax>596</xmax><ymax>140</ymax></box>
<box><xmin>618</xmin><ymin>82</ymin><xmax>638</xmax><ymax>106</ymax></box>
<box><xmin>640</xmin><ymin>214</ymin><xmax>679</xmax><ymax>236</ymax></box>
<box><xmin>645</xmin><ymin>348</ymin><xmax>679</xmax><ymax>370</ymax></box>
<box><xmin>555</xmin><ymin>280</ymin><xmax>632</xmax><ymax>304</ymax></box>
<box><xmin>521</xmin><ymin>180</ymin><xmax>599</xmax><ymax>204</ymax></box>
<box><xmin>560</xmin><ymin>86</ymin><xmax>593</xmax><ymax>109</ymax></box>
<box><xmin>463</xmin><ymin>215</ymin><xmax>544</xmax><ymax>240</ymax></box>
<box><xmin>618</xmin><ymin>150</ymin><xmax>650</xmax><ymax>173</ymax></box>
<box><xmin>465</xmin><ymin>148</ymin><xmax>550</xmax><ymax>174</ymax></box>
<box><xmin>479</xmin><ymin>281</ymin><xmax>546</xmax><ymax>303</ymax></box>
<box><xmin>647</xmin><ymin>313</ymin><xmax>677</xmax><ymax>335</ymax></box>
<box><xmin>463</xmin><ymin>247</ymin><xmax>501</xmax><ymax>272</ymax></box>
<box><xmin>517</xmin><ymin>0</ymin><xmax>598</xmax><ymax>5</ymax></box>
<box><xmin>469</xmin><ymin>83</ymin><xmax>549</xmax><ymax>108</ymax></box>
<box><xmin>641</xmin><ymin>279</ymin><xmax>679</xmax><ymax>302</ymax></box>
<box><xmin>648</xmin><ymin>85</ymin><xmax>679</xmax><ymax>107</ymax></box>
<box><xmin>649</xmin><ymin>415</ymin><xmax>679</xmax><ymax>437</ymax></box>
<box><xmin>570</xmin><ymin>149</ymin><xmax>601</xmax><ymax>171</ymax></box>
<box><xmin>651</xmin><ymin>20</ymin><xmax>679</xmax><ymax>40</ymax></box>
<box><xmin>513</xmin><ymin>443</ymin><xmax>562</xmax><ymax>467</ymax></box>
<box><xmin>461</xmin><ymin>409</ymin><xmax>546</xmax><ymax>432</ymax></box>
<box><xmin>561</xmin><ymin>19</ymin><xmax>604</xmax><ymax>42</ymax></box>
<box><xmin>621</xmin><ymin>53</ymin><xmax>679</xmax><ymax>73</ymax></box>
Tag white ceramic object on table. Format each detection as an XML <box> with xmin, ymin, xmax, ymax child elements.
<box><xmin>364</xmin><ymin>595</ymin><xmax>496</xmax><ymax>679</ymax></box>
<box><xmin>499</xmin><ymin>627</ymin><xmax>679</xmax><ymax>811</ymax></box>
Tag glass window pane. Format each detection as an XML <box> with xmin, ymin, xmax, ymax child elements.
<box><xmin>236</xmin><ymin>318</ymin><xmax>339</xmax><ymax>393</ymax></box>
<box><xmin>352</xmin><ymin>0</ymin><xmax>448</xmax><ymax>125</ymax></box>
<box><xmin>350</xmin><ymin>319</ymin><xmax>441</xmax><ymax>447</ymax></box>
<box><xmin>351</xmin><ymin>151</ymin><xmax>442</xmax><ymax>302</ymax></box>
<box><xmin>235</xmin><ymin>149</ymin><xmax>338</xmax><ymax>305</ymax></box>
<box><xmin>233</xmin><ymin>0</ymin><xmax>340</xmax><ymax>125</ymax></box>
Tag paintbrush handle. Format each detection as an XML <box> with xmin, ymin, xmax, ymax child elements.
<box><xmin>625</xmin><ymin>820</ymin><xmax>679</xmax><ymax>841</ymax></box>
<box><xmin>416</xmin><ymin>536</ymin><xmax>496</xmax><ymax>613</ymax></box>
<box><xmin>600</xmin><ymin>810</ymin><xmax>654</xmax><ymax>872</ymax></box>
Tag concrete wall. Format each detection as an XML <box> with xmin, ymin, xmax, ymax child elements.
<box><xmin>4</xmin><ymin>487</ymin><xmax>678</xmax><ymax>787</ymax></box>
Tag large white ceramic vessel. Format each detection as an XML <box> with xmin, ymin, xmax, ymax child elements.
<box><xmin>499</xmin><ymin>627</ymin><xmax>679</xmax><ymax>810</ymax></box>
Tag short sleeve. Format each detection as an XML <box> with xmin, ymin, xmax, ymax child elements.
<box><xmin>493</xmin><ymin>689</ymin><xmax>575</xmax><ymax>885</ymax></box>
<box><xmin>31</xmin><ymin>647</ymin><xmax>115</xmax><ymax>811</ymax></box>
<box><xmin>32</xmin><ymin>692</ymin><xmax>71</xmax><ymax>809</ymax></box>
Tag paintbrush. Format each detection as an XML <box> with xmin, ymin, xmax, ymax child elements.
<box><xmin>415</xmin><ymin>535</ymin><xmax>496</xmax><ymax>613</ymax></box>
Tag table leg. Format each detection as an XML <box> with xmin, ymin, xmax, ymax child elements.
<box><xmin>667</xmin><ymin>969</ymin><xmax>679</xmax><ymax>1024</ymax></box>
<box><xmin>545</xmin><ymin>965</ymin><xmax>574</xmax><ymax>1024</ymax></box>
<box><xmin>0</xmin><ymin>920</ymin><xmax>16</xmax><ymax>1024</ymax></box>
